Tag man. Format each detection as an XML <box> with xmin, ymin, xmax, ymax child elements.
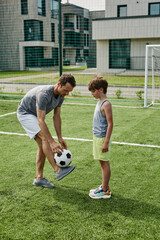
<box><xmin>17</xmin><ymin>74</ymin><xmax>76</xmax><ymax>188</ymax></box>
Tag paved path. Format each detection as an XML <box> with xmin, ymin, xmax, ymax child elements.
<box><xmin>0</xmin><ymin>71</ymin><xmax>160</xmax><ymax>99</ymax></box>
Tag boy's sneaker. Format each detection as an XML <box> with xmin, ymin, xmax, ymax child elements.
<box><xmin>89</xmin><ymin>185</ymin><xmax>102</xmax><ymax>194</ymax></box>
<box><xmin>89</xmin><ymin>186</ymin><xmax>111</xmax><ymax>199</ymax></box>
<box><xmin>56</xmin><ymin>165</ymin><xmax>75</xmax><ymax>181</ymax></box>
<box><xmin>33</xmin><ymin>178</ymin><xmax>55</xmax><ymax>188</ymax></box>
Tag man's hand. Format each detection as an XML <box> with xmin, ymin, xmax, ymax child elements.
<box><xmin>58</xmin><ymin>137</ymin><xmax>67</xmax><ymax>149</ymax></box>
<box><xmin>49</xmin><ymin>140</ymin><xmax>63</xmax><ymax>154</ymax></box>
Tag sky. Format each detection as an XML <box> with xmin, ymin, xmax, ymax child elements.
<box><xmin>61</xmin><ymin>0</ymin><xmax>105</xmax><ymax>11</ymax></box>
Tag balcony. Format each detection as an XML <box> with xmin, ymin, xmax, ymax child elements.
<box><xmin>64</xmin><ymin>21</ymin><xmax>74</xmax><ymax>30</ymax></box>
<box><xmin>92</xmin><ymin>15</ymin><xmax>160</xmax><ymax>40</ymax></box>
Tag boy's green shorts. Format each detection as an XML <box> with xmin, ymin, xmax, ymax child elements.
<box><xmin>93</xmin><ymin>135</ymin><xmax>110</xmax><ymax>161</ymax></box>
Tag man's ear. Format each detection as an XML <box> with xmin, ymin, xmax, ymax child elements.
<box><xmin>57</xmin><ymin>81</ymin><xmax>61</xmax><ymax>87</ymax></box>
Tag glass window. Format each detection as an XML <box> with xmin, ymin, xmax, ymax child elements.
<box><xmin>52</xmin><ymin>48</ymin><xmax>59</xmax><ymax>66</ymax></box>
<box><xmin>109</xmin><ymin>40</ymin><xmax>130</xmax><ymax>69</ymax></box>
<box><xmin>84</xmin><ymin>34</ymin><xmax>89</xmax><ymax>47</ymax></box>
<box><xmin>21</xmin><ymin>0</ymin><xmax>28</xmax><ymax>15</ymax></box>
<box><xmin>24</xmin><ymin>20</ymin><xmax>43</xmax><ymax>41</ymax></box>
<box><xmin>84</xmin><ymin>18</ymin><xmax>89</xmax><ymax>31</ymax></box>
<box><xmin>38</xmin><ymin>0</ymin><xmax>46</xmax><ymax>16</ymax></box>
<box><xmin>149</xmin><ymin>3</ymin><xmax>160</xmax><ymax>15</ymax></box>
<box><xmin>51</xmin><ymin>0</ymin><xmax>59</xmax><ymax>19</ymax></box>
<box><xmin>64</xmin><ymin>32</ymin><xmax>81</xmax><ymax>47</ymax></box>
<box><xmin>51</xmin><ymin>23</ymin><xmax>55</xmax><ymax>42</ymax></box>
<box><xmin>117</xmin><ymin>5</ymin><xmax>127</xmax><ymax>17</ymax></box>
<box><xmin>25</xmin><ymin>47</ymin><xmax>43</xmax><ymax>67</ymax></box>
<box><xmin>76</xmin><ymin>16</ymin><xmax>80</xmax><ymax>30</ymax></box>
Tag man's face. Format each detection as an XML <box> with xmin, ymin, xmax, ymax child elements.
<box><xmin>58</xmin><ymin>82</ymin><xmax>74</xmax><ymax>97</ymax></box>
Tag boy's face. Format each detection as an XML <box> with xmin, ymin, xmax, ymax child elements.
<box><xmin>91</xmin><ymin>88</ymin><xmax>103</xmax><ymax>99</ymax></box>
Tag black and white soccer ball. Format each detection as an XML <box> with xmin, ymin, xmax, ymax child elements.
<box><xmin>54</xmin><ymin>149</ymin><xmax>72</xmax><ymax>167</ymax></box>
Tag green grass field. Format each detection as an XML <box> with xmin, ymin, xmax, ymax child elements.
<box><xmin>0</xmin><ymin>98</ymin><xmax>160</xmax><ymax>240</ymax></box>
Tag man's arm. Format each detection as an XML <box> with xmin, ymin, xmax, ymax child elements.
<box><xmin>36</xmin><ymin>108</ymin><xmax>62</xmax><ymax>152</ymax></box>
<box><xmin>101</xmin><ymin>101</ymin><xmax>113</xmax><ymax>152</ymax></box>
<box><xmin>53</xmin><ymin>107</ymin><xmax>67</xmax><ymax>149</ymax></box>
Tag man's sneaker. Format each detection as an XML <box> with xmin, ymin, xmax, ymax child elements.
<box><xmin>89</xmin><ymin>185</ymin><xmax>102</xmax><ymax>194</ymax></box>
<box><xmin>33</xmin><ymin>178</ymin><xmax>55</xmax><ymax>188</ymax></box>
<box><xmin>56</xmin><ymin>165</ymin><xmax>75</xmax><ymax>181</ymax></box>
<box><xmin>89</xmin><ymin>186</ymin><xmax>111</xmax><ymax>199</ymax></box>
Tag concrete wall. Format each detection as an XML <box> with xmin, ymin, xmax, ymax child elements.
<box><xmin>93</xmin><ymin>17</ymin><xmax>160</xmax><ymax>40</ymax></box>
<box><xmin>105</xmin><ymin>0</ymin><xmax>160</xmax><ymax>17</ymax></box>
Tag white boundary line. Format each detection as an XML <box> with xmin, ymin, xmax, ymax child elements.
<box><xmin>0</xmin><ymin>112</ymin><xmax>16</xmax><ymax>117</ymax></box>
<box><xmin>0</xmin><ymin>99</ymin><xmax>160</xmax><ymax>109</ymax></box>
<box><xmin>0</xmin><ymin>131</ymin><xmax>160</xmax><ymax>149</ymax></box>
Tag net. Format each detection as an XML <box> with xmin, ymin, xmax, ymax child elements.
<box><xmin>144</xmin><ymin>45</ymin><xmax>160</xmax><ymax>108</ymax></box>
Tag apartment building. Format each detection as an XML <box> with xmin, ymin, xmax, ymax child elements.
<box><xmin>0</xmin><ymin>0</ymin><xmax>61</xmax><ymax>71</ymax></box>
<box><xmin>62</xmin><ymin>3</ymin><xmax>90</xmax><ymax>65</ymax></box>
<box><xmin>92</xmin><ymin>0</ymin><xmax>160</xmax><ymax>74</ymax></box>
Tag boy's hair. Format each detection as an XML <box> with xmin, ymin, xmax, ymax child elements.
<box><xmin>88</xmin><ymin>76</ymin><xmax>108</xmax><ymax>94</ymax></box>
<box><xmin>59</xmin><ymin>74</ymin><xmax>76</xmax><ymax>87</ymax></box>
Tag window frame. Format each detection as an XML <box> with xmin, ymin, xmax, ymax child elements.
<box><xmin>109</xmin><ymin>39</ymin><xmax>130</xmax><ymax>69</ymax></box>
<box><xmin>21</xmin><ymin>0</ymin><xmax>28</xmax><ymax>15</ymax></box>
<box><xmin>148</xmin><ymin>2</ymin><xmax>160</xmax><ymax>15</ymax></box>
<box><xmin>51</xmin><ymin>0</ymin><xmax>59</xmax><ymax>19</ymax></box>
<box><xmin>38</xmin><ymin>0</ymin><xmax>46</xmax><ymax>16</ymax></box>
<box><xmin>24</xmin><ymin>20</ymin><xmax>43</xmax><ymax>41</ymax></box>
<box><xmin>117</xmin><ymin>5</ymin><xmax>127</xmax><ymax>17</ymax></box>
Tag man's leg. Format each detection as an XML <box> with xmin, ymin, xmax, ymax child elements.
<box><xmin>34</xmin><ymin>135</ymin><xmax>46</xmax><ymax>180</ymax></box>
<box><xmin>34</xmin><ymin>131</ymin><xmax>75</xmax><ymax>182</ymax></box>
<box><xmin>34</xmin><ymin>132</ymin><xmax>60</xmax><ymax>174</ymax></box>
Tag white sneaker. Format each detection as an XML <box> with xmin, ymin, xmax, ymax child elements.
<box><xmin>89</xmin><ymin>185</ymin><xmax>102</xmax><ymax>194</ymax></box>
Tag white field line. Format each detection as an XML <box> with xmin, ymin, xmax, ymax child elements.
<box><xmin>0</xmin><ymin>112</ymin><xmax>16</xmax><ymax>117</ymax></box>
<box><xmin>0</xmin><ymin>99</ymin><xmax>160</xmax><ymax>109</ymax></box>
<box><xmin>0</xmin><ymin>131</ymin><xmax>160</xmax><ymax>149</ymax></box>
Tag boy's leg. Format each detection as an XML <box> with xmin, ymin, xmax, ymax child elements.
<box><xmin>99</xmin><ymin>160</ymin><xmax>111</xmax><ymax>192</ymax></box>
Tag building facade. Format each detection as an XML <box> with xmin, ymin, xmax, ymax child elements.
<box><xmin>92</xmin><ymin>0</ymin><xmax>160</xmax><ymax>74</ymax></box>
<box><xmin>0</xmin><ymin>0</ymin><xmax>60</xmax><ymax>70</ymax></box>
<box><xmin>62</xmin><ymin>3</ymin><xmax>90</xmax><ymax>66</ymax></box>
<box><xmin>0</xmin><ymin>0</ymin><xmax>98</xmax><ymax>71</ymax></box>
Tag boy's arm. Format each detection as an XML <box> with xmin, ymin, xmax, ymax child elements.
<box><xmin>101</xmin><ymin>101</ymin><xmax>113</xmax><ymax>152</ymax></box>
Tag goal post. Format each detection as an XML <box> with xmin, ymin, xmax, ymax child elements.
<box><xmin>144</xmin><ymin>44</ymin><xmax>160</xmax><ymax>108</ymax></box>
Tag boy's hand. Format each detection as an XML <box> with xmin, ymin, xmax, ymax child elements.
<box><xmin>102</xmin><ymin>142</ymin><xmax>109</xmax><ymax>152</ymax></box>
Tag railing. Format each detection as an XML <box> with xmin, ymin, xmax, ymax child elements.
<box><xmin>64</xmin><ymin>22</ymin><xmax>74</xmax><ymax>29</ymax></box>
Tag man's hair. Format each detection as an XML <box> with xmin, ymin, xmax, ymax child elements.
<box><xmin>88</xmin><ymin>76</ymin><xmax>108</xmax><ymax>94</ymax></box>
<box><xmin>59</xmin><ymin>74</ymin><xmax>76</xmax><ymax>87</ymax></box>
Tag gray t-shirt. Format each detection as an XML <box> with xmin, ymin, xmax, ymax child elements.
<box><xmin>17</xmin><ymin>85</ymin><xmax>64</xmax><ymax>116</ymax></box>
<box><xmin>93</xmin><ymin>99</ymin><xmax>109</xmax><ymax>138</ymax></box>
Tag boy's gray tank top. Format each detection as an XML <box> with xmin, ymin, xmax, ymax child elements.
<box><xmin>93</xmin><ymin>99</ymin><xmax>109</xmax><ymax>138</ymax></box>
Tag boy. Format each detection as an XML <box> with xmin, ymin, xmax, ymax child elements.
<box><xmin>88</xmin><ymin>76</ymin><xmax>113</xmax><ymax>199</ymax></box>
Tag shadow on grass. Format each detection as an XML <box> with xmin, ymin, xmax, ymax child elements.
<box><xmin>52</xmin><ymin>185</ymin><xmax>160</xmax><ymax>221</ymax></box>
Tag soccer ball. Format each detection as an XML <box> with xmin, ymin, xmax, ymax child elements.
<box><xmin>54</xmin><ymin>149</ymin><xmax>72</xmax><ymax>167</ymax></box>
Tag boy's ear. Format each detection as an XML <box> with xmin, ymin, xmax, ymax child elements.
<box><xmin>99</xmin><ymin>88</ymin><xmax>104</xmax><ymax>93</ymax></box>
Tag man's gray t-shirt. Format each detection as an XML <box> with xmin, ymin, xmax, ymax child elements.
<box><xmin>17</xmin><ymin>85</ymin><xmax>64</xmax><ymax>116</ymax></box>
